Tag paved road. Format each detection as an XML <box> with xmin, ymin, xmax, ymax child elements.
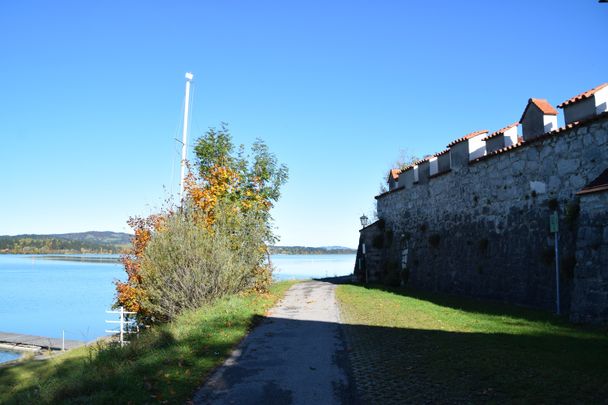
<box><xmin>194</xmin><ymin>281</ymin><xmax>355</xmax><ymax>405</ymax></box>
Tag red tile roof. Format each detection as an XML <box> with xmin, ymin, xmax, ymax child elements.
<box><xmin>482</xmin><ymin>122</ymin><xmax>519</xmax><ymax>141</ymax></box>
<box><xmin>413</xmin><ymin>156</ymin><xmax>431</xmax><ymax>166</ymax></box>
<box><xmin>577</xmin><ymin>168</ymin><xmax>608</xmax><ymax>196</ymax></box>
<box><xmin>446</xmin><ymin>130</ymin><xmax>489</xmax><ymax>147</ymax></box>
<box><xmin>377</xmin><ymin>111</ymin><xmax>608</xmax><ymax>200</ymax></box>
<box><xmin>558</xmin><ymin>83</ymin><xmax>608</xmax><ymax>108</ymax></box>
<box><xmin>388</xmin><ymin>169</ymin><xmax>400</xmax><ymax>182</ymax></box>
<box><xmin>472</xmin><ymin>110</ymin><xmax>608</xmax><ymax>164</ymax></box>
<box><xmin>435</xmin><ymin>148</ymin><xmax>450</xmax><ymax>157</ymax></box>
<box><xmin>519</xmin><ymin>98</ymin><xmax>557</xmax><ymax>123</ymax></box>
<box><xmin>532</xmin><ymin>98</ymin><xmax>558</xmax><ymax>115</ymax></box>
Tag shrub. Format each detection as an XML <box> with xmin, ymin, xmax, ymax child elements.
<box><xmin>116</xmin><ymin>125</ymin><xmax>287</xmax><ymax>321</ymax></box>
<box><xmin>138</xmin><ymin>203</ymin><xmax>270</xmax><ymax>322</ymax></box>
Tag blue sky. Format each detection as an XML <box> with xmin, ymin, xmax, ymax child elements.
<box><xmin>0</xmin><ymin>1</ymin><xmax>606</xmax><ymax>248</ymax></box>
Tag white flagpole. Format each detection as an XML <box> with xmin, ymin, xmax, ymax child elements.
<box><xmin>179</xmin><ymin>72</ymin><xmax>194</xmax><ymax>202</ymax></box>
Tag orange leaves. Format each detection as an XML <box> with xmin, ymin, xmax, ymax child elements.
<box><xmin>184</xmin><ymin>164</ymin><xmax>242</xmax><ymax>227</ymax></box>
<box><xmin>115</xmin><ymin>281</ymin><xmax>145</xmax><ymax>313</ymax></box>
<box><xmin>116</xmin><ymin>214</ymin><xmax>165</xmax><ymax>314</ymax></box>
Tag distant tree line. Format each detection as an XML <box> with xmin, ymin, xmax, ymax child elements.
<box><xmin>0</xmin><ymin>236</ymin><xmax>125</xmax><ymax>254</ymax></box>
<box><xmin>269</xmin><ymin>246</ymin><xmax>356</xmax><ymax>255</ymax></box>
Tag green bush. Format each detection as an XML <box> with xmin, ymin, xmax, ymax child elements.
<box><xmin>139</xmin><ymin>203</ymin><xmax>270</xmax><ymax>322</ymax></box>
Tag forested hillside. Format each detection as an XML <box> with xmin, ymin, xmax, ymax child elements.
<box><xmin>0</xmin><ymin>232</ymin><xmax>132</xmax><ymax>254</ymax></box>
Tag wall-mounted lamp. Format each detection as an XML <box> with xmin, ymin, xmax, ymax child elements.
<box><xmin>360</xmin><ymin>214</ymin><xmax>369</xmax><ymax>228</ymax></box>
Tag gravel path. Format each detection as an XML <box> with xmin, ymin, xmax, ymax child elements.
<box><xmin>194</xmin><ymin>281</ymin><xmax>356</xmax><ymax>404</ymax></box>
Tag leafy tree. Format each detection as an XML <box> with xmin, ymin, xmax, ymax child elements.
<box><xmin>116</xmin><ymin>124</ymin><xmax>288</xmax><ymax>321</ymax></box>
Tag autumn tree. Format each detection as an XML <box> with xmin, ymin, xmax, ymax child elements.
<box><xmin>115</xmin><ymin>124</ymin><xmax>288</xmax><ymax>321</ymax></box>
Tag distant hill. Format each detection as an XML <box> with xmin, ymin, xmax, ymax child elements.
<box><xmin>269</xmin><ymin>246</ymin><xmax>356</xmax><ymax>255</ymax></box>
<box><xmin>0</xmin><ymin>231</ymin><xmax>133</xmax><ymax>254</ymax></box>
<box><xmin>0</xmin><ymin>232</ymin><xmax>355</xmax><ymax>256</ymax></box>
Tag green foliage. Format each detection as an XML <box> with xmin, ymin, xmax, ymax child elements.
<box><xmin>118</xmin><ymin>124</ymin><xmax>288</xmax><ymax>320</ymax></box>
<box><xmin>139</xmin><ymin>202</ymin><xmax>271</xmax><ymax>322</ymax></box>
<box><xmin>192</xmin><ymin>123</ymin><xmax>288</xmax><ymax>223</ymax></box>
<box><xmin>193</xmin><ymin>123</ymin><xmax>236</xmax><ymax>179</ymax></box>
<box><xmin>0</xmin><ymin>234</ymin><xmax>126</xmax><ymax>254</ymax></box>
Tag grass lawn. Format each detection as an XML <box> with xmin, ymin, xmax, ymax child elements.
<box><xmin>0</xmin><ymin>281</ymin><xmax>296</xmax><ymax>404</ymax></box>
<box><xmin>336</xmin><ymin>284</ymin><xmax>608</xmax><ymax>404</ymax></box>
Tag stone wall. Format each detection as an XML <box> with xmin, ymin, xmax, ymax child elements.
<box><xmin>365</xmin><ymin>115</ymin><xmax>608</xmax><ymax>322</ymax></box>
<box><xmin>570</xmin><ymin>191</ymin><xmax>608</xmax><ymax>323</ymax></box>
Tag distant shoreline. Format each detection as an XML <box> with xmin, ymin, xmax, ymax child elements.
<box><xmin>269</xmin><ymin>246</ymin><xmax>356</xmax><ymax>255</ymax></box>
<box><xmin>1</xmin><ymin>249</ymin><xmax>356</xmax><ymax>257</ymax></box>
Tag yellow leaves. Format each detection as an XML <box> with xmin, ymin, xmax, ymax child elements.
<box><xmin>184</xmin><ymin>164</ymin><xmax>243</xmax><ymax>228</ymax></box>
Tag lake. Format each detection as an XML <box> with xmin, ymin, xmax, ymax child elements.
<box><xmin>0</xmin><ymin>253</ymin><xmax>354</xmax><ymax>362</ymax></box>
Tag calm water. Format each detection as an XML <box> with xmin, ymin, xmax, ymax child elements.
<box><xmin>0</xmin><ymin>253</ymin><xmax>354</xmax><ymax>356</ymax></box>
<box><xmin>0</xmin><ymin>254</ymin><xmax>124</xmax><ymax>343</ymax></box>
<box><xmin>272</xmin><ymin>254</ymin><xmax>355</xmax><ymax>280</ymax></box>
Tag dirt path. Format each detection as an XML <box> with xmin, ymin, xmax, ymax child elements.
<box><xmin>194</xmin><ymin>281</ymin><xmax>355</xmax><ymax>404</ymax></box>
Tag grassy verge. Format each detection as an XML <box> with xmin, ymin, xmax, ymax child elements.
<box><xmin>336</xmin><ymin>284</ymin><xmax>608</xmax><ymax>404</ymax></box>
<box><xmin>0</xmin><ymin>281</ymin><xmax>297</xmax><ymax>404</ymax></box>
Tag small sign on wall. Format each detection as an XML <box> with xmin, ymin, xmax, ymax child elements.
<box><xmin>550</xmin><ymin>212</ymin><xmax>559</xmax><ymax>233</ymax></box>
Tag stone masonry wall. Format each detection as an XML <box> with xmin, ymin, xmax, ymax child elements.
<box><xmin>367</xmin><ymin>116</ymin><xmax>608</xmax><ymax>320</ymax></box>
<box><xmin>570</xmin><ymin>191</ymin><xmax>608</xmax><ymax>324</ymax></box>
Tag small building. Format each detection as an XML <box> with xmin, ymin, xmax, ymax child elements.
<box><xmin>397</xmin><ymin>165</ymin><xmax>416</xmax><ymax>189</ymax></box>
<box><xmin>447</xmin><ymin>129</ymin><xmax>488</xmax><ymax>166</ymax></box>
<box><xmin>431</xmin><ymin>149</ymin><xmax>451</xmax><ymax>177</ymax></box>
<box><xmin>429</xmin><ymin>156</ymin><xmax>439</xmax><ymax>176</ymax></box>
<box><xmin>387</xmin><ymin>169</ymin><xmax>400</xmax><ymax>191</ymax></box>
<box><xmin>483</xmin><ymin>122</ymin><xmax>520</xmax><ymax>153</ymax></box>
<box><xmin>520</xmin><ymin>98</ymin><xmax>558</xmax><ymax>141</ymax></box>
<box><xmin>558</xmin><ymin>82</ymin><xmax>608</xmax><ymax>125</ymax></box>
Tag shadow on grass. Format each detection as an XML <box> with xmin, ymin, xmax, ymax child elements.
<box><xmin>1</xmin><ymin>308</ymin><xmax>607</xmax><ymax>404</ymax></box>
<box><xmin>340</xmin><ymin>319</ymin><xmax>608</xmax><ymax>404</ymax></box>
<box><xmin>322</xmin><ymin>278</ymin><xmax>597</xmax><ymax>329</ymax></box>
<box><xmin>0</xmin><ymin>313</ymin><xmax>255</xmax><ymax>404</ymax></box>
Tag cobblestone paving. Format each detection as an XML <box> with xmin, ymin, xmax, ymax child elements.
<box><xmin>340</xmin><ymin>315</ymin><xmax>504</xmax><ymax>404</ymax></box>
